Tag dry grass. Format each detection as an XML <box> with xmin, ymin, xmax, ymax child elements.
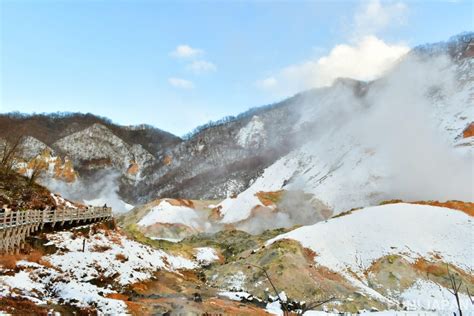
<box><xmin>91</xmin><ymin>244</ymin><xmax>112</xmax><ymax>252</ymax></box>
<box><xmin>0</xmin><ymin>248</ymin><xmax>52</xmax><ymax>269</ymax></box>
<box><xmin>115</xmin><ymin>253</ymin><xmax>128</xmax><ymax>262</ymax></box>
<box><xmin>108</xmin><ymin>234</ymin><xmax>123</xmax><ymax>246</ymax></box>
<box><xmin>0</xmin><ymin>172</ymin><xmax>56</xmax><ymax>211</ymax></box>
<box><xmin>0</xmin><ymin>296</ymin><xmax>50</xmax><ymax>315</ymax></box>
<box><xmin>379</xmin><ymin>199</ymin><xmax>474</xmax><ymax>217</ymax></box>
<box><xmin>90</xmin><ymin>220</ymin><xmax>117</xmax><ymax>235</ymax></box>
<box><xmin>413</xmin><ymin>258</ymin><xmax>448</xmax><ymax>277</ymax></box>
<box><xmin>411</xmin><ymin>200</ymin><xmax>474</xmax><ymax>217</ymax></box>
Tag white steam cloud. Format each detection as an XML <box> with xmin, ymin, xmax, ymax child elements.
<box><xmin>357</xmin><ymin>54</ymin><xmax>473</xmax><ymax>202</ymax></box>
<box><xmin>235</xmin><ymin>191</ymin><xmax>329</xmax><ymax>235</ymax></box>
<box><xmin>43</xmin><ymin>171</ymin><xmax>134</xmax><ymax>214</ymax></box>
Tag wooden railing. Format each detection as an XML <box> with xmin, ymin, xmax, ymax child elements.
<box><xmin>0</xmin><ymin>207</ymin><xmax>112</xmax><ymax>252</ymax></box>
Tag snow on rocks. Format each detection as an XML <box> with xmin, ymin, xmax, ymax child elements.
<box><xmin>225</xmin><ymin>271</ymin><xmax>247</xmax><ymax>291</ymax></box>
<box><xmin>51</xmin><ymin>193</ymin><xmax>78</xmax><ymax>209</ymax></box>
<box><xmin>267</xmin><ymin>203</ymin><xmax>473</xmax><ymax>302</ymax></box>
<box><xmin>237</xmin><ymin>115</ymin><xmax>266</xmax><ymax>149</ymax></box>
<box><xmin>0</xmin><ymin>224</ymin><xmax>197</xmax><ymax>315</ymax></box>
<box><xmin>53</xmin><ymin>123</ymin><xmax>155</xmax><ymax>174</ymax></box>
<box><xmin>1</xmin><ymin>271</ymin><xmax>45</xmax><ymax>295</ymax></box>
<box><xmin>137</xmin><ymin>199</ymin><xmax>205</xmax><ymax>230</ymax></box>
<box><xmin>400</xmin><ymin>279</ymin><xmax>474</xmax><ymax>313</ymax></box>
<box><xmin>217</xmin><ymin>155</ymin><xmax>300</xmax><ymax>223</ymax></box>
<box><xmin>194</xmin><ymin>247</ymin><xmax>219</xmax><ymax>266</ymax></box>
<box><xmin>268</xmin><ymin>203</ymin><xmax>473</xmax><ymax>274</ymax></box>
<box><xmin>218</xmin><ymin>291</ymin><xmax>253</xmax><ymax>301</ymax></box>
<box><xmin>52</xmin><ymin>281</ymin><xmax>127</xmax><ymax>315</ymax></box>
<box><xmin>45</xmin><ymin>228</ymin><xmax>196</xmax><ymax>286</ymax></box>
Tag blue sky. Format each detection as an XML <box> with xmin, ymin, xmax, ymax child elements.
<box><xmin>0</xmin><ymin>0</ymin><xmax>472</xmax><ymax>136</ymax></box>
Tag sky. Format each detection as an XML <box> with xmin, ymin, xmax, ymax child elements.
<box><xmin>0</xmin><ymin>0</ymin><xmax>472</xmax><ymax>136</ymax></box>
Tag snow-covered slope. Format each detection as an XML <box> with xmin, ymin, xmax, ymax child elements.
<box><xmin>0</xmin><ymin>224</ymin><xmax>196</xmax><ymax>314</ymax></box>
<box><xmin>267</xmin><ymin>203</ymin><xmax>474</xmax><ymax>313</ymax></box>
<box><xmin>137</xmin><ymin>199</ymin><xmax>204</xmax><ymax>229</ymax></box>
<box><xmin>53</xmin><ymin>123</ymin><xmax>155</xmax><ymax>180</ymax></box>
<box><xmin>217</xmin><ymin>46</ymin><xmax>474</xmax><ymax>220</ymax></box>
<box><xmin>236</xmin><ymin>115</ymin><xmax>267</xmax><ymax>149</ymax></box>
<box><xmin>268</xmin><ymin>203</ymin><xmax>472</xmax><ymax>273</ymax></box>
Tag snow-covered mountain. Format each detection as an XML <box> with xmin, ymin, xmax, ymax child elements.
<box><xmin>1</xmin><ymin>33</ymin><xmax>472</xmax><ymax>213</ymax></box>
<box><xmin>1</xmin><ymin>32</ymin><xmax>473</xmax><ymax>316</ymax></box>
<box><xmin>0</xmin><ymin>33</ymin><xmax>474</xmax><ymax>210</ymax></box>
<box><xmin>216</xmin><ymin>33</ymin><xmax>474</xmax><ymax>220</ymax></box>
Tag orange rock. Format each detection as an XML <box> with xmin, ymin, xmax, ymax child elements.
<box><xmin>462</xmin><ymin>122</ymin><xmax>474</xmax><ymax>138</ymax></box>
<box><xmin>209</xmin><ymin>206</ymin><xmax>222</xmax><ymax>221</ymax></box>
<box><xmin>127</xmin><ymin>160</ymin><xmax>139</xmax><ymax>175</ymax></box>
<box><xmin>256</xmin><ymin>190</ymin><xmax>284</xmax><ymax>206</ymax></box>
<box><xmin>382</xmin><ymin>199</ymin><xmax>474</xmax><ymax>217</ymax></box>
<box><xmin>163</xmin><ymin>155</ymin><xmax>172</xmax><ymax>166</ymax></box>
<box><xmin>166</xmin><ymin>198</ymin><xmax>194</xmax><ymax>208</ymax></box>
<box><xmin>411</xmin><ymin>200</ymin><xmax>474</xmax><ymax>217</ymax></box>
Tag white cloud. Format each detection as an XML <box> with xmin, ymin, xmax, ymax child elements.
<box><xmin>170</xmin><ymin>45</ymin><xmax>203</xmax><ymax>58</ymax></box>
<box><xmin>353</xmin><ymin>0</ymin><xmax>408</xmax><ymax>37</ymax></box>
<box><xmin>187</xmin><ymin>60</ymin><xmax>217</xmax><ymax>74</ymax></box>
<box><xmin>168</xmin><ymin>77</ymin><xmax>194</xmax><ymax>89</ymax></box>
<box><xmin>256</xmin><ymin>36</ymin><xmax>409</xmax><ymax>96</ymax></box>
<box><xmin>255</xmin><ymin>77</ymin><xmax>277</xmax><ymax>90</ymax></box>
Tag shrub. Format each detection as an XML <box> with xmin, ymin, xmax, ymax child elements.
<box><xmin>92</xmin><ymin>244</ymin><xmax>112</xmax><ymax>252</ymax></box>
<box><xmin>115</xmin><ymin>253</ymin><xmax>128</xmax><ymax>262</ymax></box>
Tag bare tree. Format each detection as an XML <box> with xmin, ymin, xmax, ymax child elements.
<box><xmin>0</xmin><ymin>134</ymin><xmax>24</xmax><ymax>174</ymax></box>
<box><xmin>446</xmin><ymin>265</ymin><xmax>463</xmax><ymax>316</ymax></box>
<box><xmin>466</xmin><ymin>286</ymin><xmax>473</xmax><ymax>306</ymax></box>
<box><xmin>249</xmin><ymin>264</ymin><xmax>289</xmax><ymax>315</ymax></box>
<box><xmin>28</xmin><ymin>156</ymin><xmax>46</xmax><ymax>185</ymax></box>
<box><xmin>300</xmin><ymin>296</ymin><xmax>336</xmax><ymax>314</ymax></box>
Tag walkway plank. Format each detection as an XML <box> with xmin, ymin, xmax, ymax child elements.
<box><xmin>0</xmin><ymin>207</ymin><xmax>112</xmax><ymax>253</ymax></box>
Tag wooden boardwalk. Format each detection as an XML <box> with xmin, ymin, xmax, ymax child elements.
<box><xmin>0</xmin><ymin>207</ymin><xmax>112</xmax><ymax>253</ymax></box>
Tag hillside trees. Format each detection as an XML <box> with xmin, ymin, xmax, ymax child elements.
<box><xmin>0</xmin><ymin>133</ymin><xmax>23</xmax><ymax>174</ymax></box>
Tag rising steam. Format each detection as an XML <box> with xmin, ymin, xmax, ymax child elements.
<box><xmin>43</xmin><ymin>170</ymin><xmax>134</xmax><ymax>214</ymax></box>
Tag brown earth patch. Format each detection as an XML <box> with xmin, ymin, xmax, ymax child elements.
<box><xmin>411</xmin><ymin>200</ymin><xmax>474</xmax><ymax>217</ymax></box>
<box><xmin>163</xmin><ymin>155</ymin><xmax>172</xmax><ymax>166</ymax></box>
<box><xmin>209</xmin><ymin>205</ymin><xmax>222</xmax><ymax>221</ymax></box>
<box><xmin>412</xmin><ymin>258</ymin><xmax>447</xmax><ymax>277</ymax></box>
<box><xmin>463</xmin><ymin>122</ymin><xmax>474</xmax><ymax>138</ymax></box>
<box><xmin>256</xmin><ymin>190</ymin><xmax>284</xmax><ymax>206</ymax></box>
<box><xmin>379</xmin><ymin>200</ymin><xmax>474</xmax><ymax>217</ymax></box>
<box><xmin>0</xmin><ymin>297</ymin><xmax>50</xmax><ymax>316</ymax></box>
<box><xmin>0</xmin><ymin>247</ymin><xmax>52</xmax><ymax>270</ymax></box>
<box><xmin>0</xmin><ymin>172</ymin><xmax>56</xmax><ymax>211</ymax></box>
<box><xmin>127</xmin><ymin>160</ymin><xmax>139</xmax><ymax>176</ymax></box>
<box><xmin>166</xmin><ymin>198</ymin><xmax>195</xmax><ymax>208</ymax></box>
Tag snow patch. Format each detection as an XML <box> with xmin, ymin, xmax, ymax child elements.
<box><xmin>137</xmin><ymin>200</ymin><xmax>203</xmax><ymax>229</ymax></box>
<box><xmin>194</xmin><ymin>247</ymin><xmax>219</xmax><ymax>266</ymax></box>
<box><xmin>268</xmin><ymin>203</ymin><xmax>473</xmax><ymax>299</ymax></box>
<box><xmin>237</xmin><ymin>115</ymin><xmax>266</xmax><ymax>148</ymax></box>
<box><xmin>400</xmin><ymin>279</ymin><xmax>474</xmax><ymax>313</ymax></box>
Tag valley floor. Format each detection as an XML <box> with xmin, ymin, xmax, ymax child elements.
<box><xmin>0</xmin><ymin>202</ymin><xmax>472</xmax><ymax>315</ymax></box>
